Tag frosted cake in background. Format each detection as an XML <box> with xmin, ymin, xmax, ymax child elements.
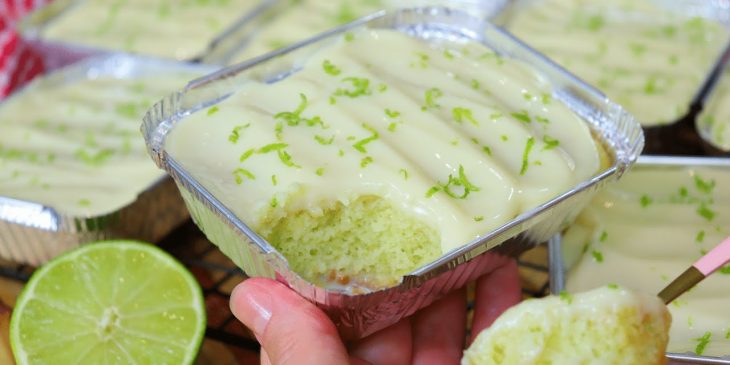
<box><xmin>502</xmin><ymin>0</ymin><xmax>729</xmax><ymax>126</ymax></box>
<box><xmin>40</xmin><ymin>0</ymin><xmax>258</xmax><ymax>59</ymax></box>
<box><xmin>230</xmin><ymin>0</ymin><xmax>492</xmax><ymax>63</ymax></box>
<box><xmin>0</xmin><ymin>73</ymin><xmax>192</xmax><ymax>216</ymax></box>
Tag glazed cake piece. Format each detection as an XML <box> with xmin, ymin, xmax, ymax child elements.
<box><xmin>563</xmin><ymin>164</ymin><xmax>730</xmax><ymax>356</ymax></box>
<box><xmin>462</xmin><ymin>286</ymin><xmax>671</xmax><ymax>365</ymax></box>
<box><xmin>167</xmin><ymin>29</ymin><xmax>602</xmax><ymax>290</ymax></box>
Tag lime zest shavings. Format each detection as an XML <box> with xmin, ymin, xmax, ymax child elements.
<box><xmin>411</xmin><ymin>51</ymin><xmax>430</xmax><ymax>68</ymax></box>
<box><xmin>206</xmin><ymin>106</ymin><xmax>219</xmax><ymax>116</ymax></box>
<box><xmin>426</xmin><ymin>165</ymin><xmax>481</xmax><ymax>199</ymax></box>
<box><xmin>314</xmin><ymin>134</ymin><xmax>335</xmax><ymax>145</ymax></box>
<box><xmin>421</xmin><ymin>88</ymin><xmax>443</xmax><ymax>111</ymax></box>
<box><xmin>277</xmin><ymin>149</ymin><xmax>301</xmax><ymax>168</ymax></box>
<box><xmin>360</xmin><ymin>156</ymin><xmax>374</xmax><ymax>168</ymax></box>
<box><xmin>385</xmin><ymin>108</ymin><xmax>401</xmax><ymax>118</ymax></box>
<box><xmin>591</xmin><ymin>250</ymin><xmax>604</xmax><ymax>263</ymax></box>
<box><xmin>322</xmin><ymin>59</ymin><xmax>341</xmax><ymax>76</ymax></box>
<box><xmin>75</xmin><ymin>148</ymin><xmax>114</xmax><ymax>166</ymax></box>
<box><xmin>559</xmin><ymin>290</ymin><xmax>573</xmax><ymax>304</ymax></box>
<box><xmin>274</xmin><ymin>93</ymin><xmax>325</xmax><ymax>129</ymax></box>
<box><xmin>511</xmin><ymin>110</ymin><xmax>531</xmax><ymax>123</ymax></box>
<box><xmin>228</xmin><ymin>123</ymin><xmax>250</xmax><ymax>144</ymax></box>
<box><xmin>352</xmin><ymin>124</ymin><xmax>379</xmax><ymax>153</ymax></box>
<box><xmin>258</xmin><ymin>143</ymin><xmax>289</xmax><ymax>154</ymax></box>
<box><xmin>640</xmin><ymin>194</ymin><xmax>652</xmax><ymax>208</ymax></box>
<box><xmin>452</xmin><ymin>107</ymin><xmax>479</xmax><ymax>126</ymax></box>
<box><xmin>233</xmin><ymin>167</ymin><xmax>256</xmax><ymax>184</ymax></box>
<box><xmin>599</xmin><ymin>230</ymin><xmax>608</xmax><ymax>242</ymax></box>
<box><xmin>697</xmin><ymin>203</ymin><xmax>716</xmax><ymax>221</ymax></box>
<box><xmin>694</xmin><ymin>174</ymin><xmax>715</xmax><ymax>194</ymax></box>
<box><xmin>239</xmin><ymin>148</ymin><xmax>255</xmax><ymax>162</ymax></box>
<box><xmin>695</xmin><ymin>230</ymin><xmax>705</xmax><ymax>243</ymax></box>
<box><xmin>694</xmin><ymin>332</ymin><xmax>712</xmax><ymax>355</ymax></box>
<box><xmin>333</xmin><ymin>77</ymin><xmax>372</xmax><ymax>98</ymax></box>
<box><xmin>542</xmin><ymin>135</ymin><xmax>560</xmax><ymax>150</ymax></box>
<box><xmin>520</xmin><ymin>137</ymin><xmax>535</xmax><ymax>175</ymax></box>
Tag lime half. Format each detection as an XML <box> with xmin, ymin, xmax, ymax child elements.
<box><xmin>10</xmin><ymin>241</ymin><xmax>206</xmax><ymax>365</ymax></box>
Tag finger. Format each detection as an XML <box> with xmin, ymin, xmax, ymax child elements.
<box><xmin>471</xmin><ymin>258</ymin><xmax>521</xmax><ymax>342</ymax></box>
<box><xmin>349</xmin><ymin>317</ymin><xmax>412</xmax><ymax>365</ymax></box>
<box><xmin>261</xmin><ymin>348</ymin><xmax>271</xmax><ymax>365</ymax></box>
<box><xmin>411</xmin><ymin>287</ymin><xmax>467</xmax><ymax>365</ymax></box>
<box><xmin>230</xmin><ymin>278</ymin><xmax>349</xmax><ymax>365</ymax></box>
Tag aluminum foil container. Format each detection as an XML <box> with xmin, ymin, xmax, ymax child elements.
<box><xmin>697</xmin><ymin>57</ymin><xmax>730</xmax><ymax>155</ymax></box>
<box><xmin>17</xmin><ymin>0</ymin><xmax>269</xmax><ymax>69</ymax></box>
<box><xmin>493</xmin><ymin>0</ymin><xmax>730</xmax><ymax>155</ymax></box>
<box><xmin>549</xmin><ymin>155</ymin><xmax>730</xmax><ymax>364</ymax></box>
<box><xmin>142</xmin><ymin>7</ymin><xmax>644</xmax><ymax>339</ymax></box>
<box><xmin>0</xmin><ymin>54</ymin><xmax>213</xmax><ymax>266</ymax></box>
<box><xmin>201</xmin><ymin>0</ymin><xmax>511</xmax><ymax>65</ymax></box>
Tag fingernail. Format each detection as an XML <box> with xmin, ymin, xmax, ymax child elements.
<box><xmin>231</xmin><ymin>280</ymin><xmax>273</xmax><ymax>335</ymax></box>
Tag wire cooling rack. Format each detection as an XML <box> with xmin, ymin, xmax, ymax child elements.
<box><xmin>0</xmin><ymin>220</ymin><xmax>551</xmax><ymax>354</ymax></box>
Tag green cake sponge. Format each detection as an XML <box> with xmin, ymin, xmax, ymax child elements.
<box><xmin>258</xmin><ymin>195</ymin><xmax>442</xmax><ymax>290</ymax></box>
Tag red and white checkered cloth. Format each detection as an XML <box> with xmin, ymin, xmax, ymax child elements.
<box><xmin>0</xmin><ymin>0</ymin><xmax>49</xmax><ymax>98</ymax></box>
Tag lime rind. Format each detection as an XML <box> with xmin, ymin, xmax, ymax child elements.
<box><xmin>10</xmin><ymin>240</ymin><xmax>206</xmax><ymax>365</ymax></box>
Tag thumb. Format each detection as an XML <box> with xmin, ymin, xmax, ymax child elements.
<box><xmin>230</xmin><ymin>278</ymin><xmax>350</xmax><ymax>365</ymax></box>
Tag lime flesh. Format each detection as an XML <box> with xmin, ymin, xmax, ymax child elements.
<box><xmin>10</xmin><ymin>241</ymin><xmax>206</xmax><ymax>365</ymax></box>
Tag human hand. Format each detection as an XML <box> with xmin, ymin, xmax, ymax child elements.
<box><xmin>229</xmin><ymin>257</ymin><xmax>521</xmax><ymax>365</ymax></box>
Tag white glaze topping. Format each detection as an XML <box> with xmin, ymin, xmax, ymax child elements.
<box><xmin>168</xmin><ymin>29</ymin><xmax>602</xmax><ymax>254</ymax></box>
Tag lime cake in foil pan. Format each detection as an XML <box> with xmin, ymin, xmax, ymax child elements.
<box><xmin>18</xmin><ymin>0</ymin><xmax>264</xmax><ymax>68</ymax></box>
<box><xmin>496</xmin><ymin>0</ymin><xmax>730</xmax><ymax>128</ymax></box>
<box><xmin>0</xmin><ymin>54</ymin><xmax>211</xmax><ymax>265</ymax></box>
<box><xmin>550</xmin><ymin>156</ymin><xmax>730</xmax><ymax>364</ymax></box>
<box><xmin>143</xmin><ymin>7</ymin><xmax>643</xmax><ymax>339</ymax></box>
<box><xmin>202</xmin><ymin>0</ymin><xmax>509</xmax><ymax>64</ymax></box>
<box><xmin>495</xmin><ymin>0</ymin><xmax>730</xmax><ymax>154</ymax></box>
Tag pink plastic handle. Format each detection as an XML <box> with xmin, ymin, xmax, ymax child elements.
<box><xmin>694</xmin><ymin>236</ymin><xmax>730</xmax><ymax>276</ymax></box>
